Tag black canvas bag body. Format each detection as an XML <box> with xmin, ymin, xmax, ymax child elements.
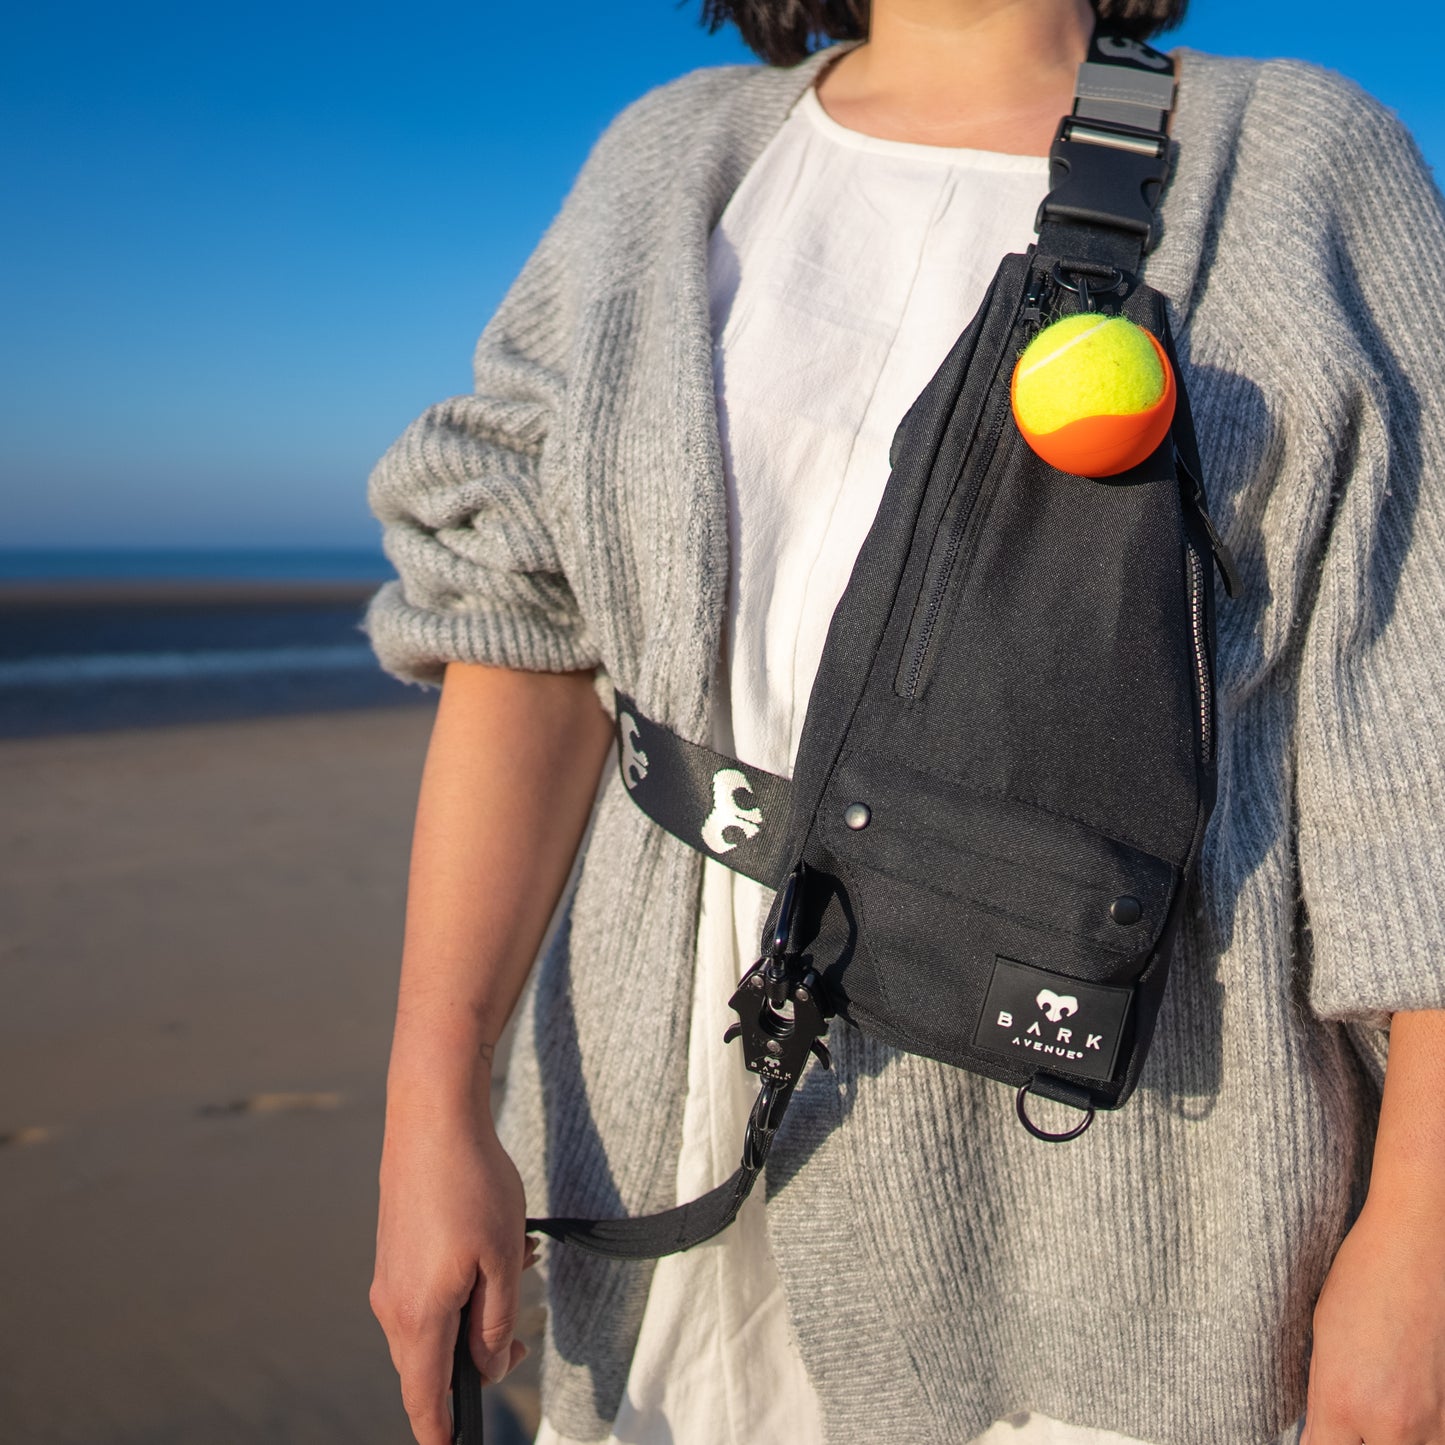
<box><xmin>774</xmin><ymin>249</ymin><xmax>1221</xmax><ymax>1120</ymax></box>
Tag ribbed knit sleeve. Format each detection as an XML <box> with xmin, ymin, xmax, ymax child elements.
<box><xmin>364</xmin><ymin>193</ymin><xmax>596</xmax><ymax>684</ymax></box>
<box><xmin>1292</xmin><ymin>80</ymin><xmax>1445</xmax><ymax>1019</ymax></box>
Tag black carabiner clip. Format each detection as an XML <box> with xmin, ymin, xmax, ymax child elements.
<box><xmin>1050</xmin><ymin>260</ymin><xmax>1129</xmax><ymax>313</ymax></box>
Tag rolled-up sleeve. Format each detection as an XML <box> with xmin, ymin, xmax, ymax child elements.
<box><xmin>1294</xmin><ymin>90</ymin><xmax>1445</xmax><ymax>1020</ymax></box>
<box><xmin>364</xmin><ymin>204</ymin><xmax>599</xmax><ymax>685</ymax></box>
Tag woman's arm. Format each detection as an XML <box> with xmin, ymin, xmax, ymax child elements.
<box><xmin>1303</xmin><ymin>1009</ymin><xmax>1445</xmax><ymax>1445</ymax></box>
<box><xmin>1275</xmin><ymin>72</ymin><xmax>1445</xmax><ymax>1445</ymax></box>
<box><xmin>369</xmin><ymin>661</ymin><xmax>613</xmax><ymax>1445</ymax></box>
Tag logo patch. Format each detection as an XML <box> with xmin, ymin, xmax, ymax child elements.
<box><xmin>973</xmin><ymin>957</ymin><xmax>1132</xmax><ymax>1083</ymax></box>
<box><xmin>700</xmin><ymin>768</ymin><xmax>763</xmax><ymax>854</ymax></box>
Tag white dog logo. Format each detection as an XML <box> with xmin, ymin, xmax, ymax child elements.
<box><xmin>619</xmin><ymin>713</ymin><xmax>649</xmax><ymax>790</ymax></box>
<box><xmin>1036</xmin><ymin>989</ymin><xmax>1080</xmax><ymax>1024</ymax></box>
<box><xmin>1096</xmin><ymin>35</ymin><xmax>1171</xmax><ymax>69</ymax></box>
<box><xmin>700</xmin><ymin>768</ymin><xmax>763</xmax><ymax>855</ymax></box>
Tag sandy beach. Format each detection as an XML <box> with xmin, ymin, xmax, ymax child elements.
<box><xmin>0</xmin><ymin>704</ymin><xmax>541</xmax><ymax>1443</ymax></box>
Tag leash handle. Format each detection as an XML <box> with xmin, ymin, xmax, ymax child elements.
<box><xmin>451</xmin><ymin>1302</ymin><xmax>485</xmax><ymax>1444</ymax></box>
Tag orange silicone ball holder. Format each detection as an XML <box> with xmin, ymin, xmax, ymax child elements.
<box><xmin>1012</xmin><ymin>327</ymin><xmax>1177</xmax><ymax>478</ymax></box>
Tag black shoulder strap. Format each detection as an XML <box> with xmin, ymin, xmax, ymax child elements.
<box><xmin>612</xmin><ymin>692</ymin><xmax>794</xmax><ymax>887</ymax></box>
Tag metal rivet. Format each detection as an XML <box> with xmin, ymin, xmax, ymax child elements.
<box><xmin>1110</xmin><ymin>895</ymin><xmax>1143</xmax><ymax>926</ymax></box>
<box><xmin>748</xmin><ymin>975</ymin><xmax>764</xmax><ymax>990</ymax></box>
<box><xmin>766</xmin><ymin>1039</ymin><xmax>783</xmax><ymax>1056</ymax></box>
<box><xmin>843</xmin><ymin>802</ymin><xmax>871</xmax><ymax>831</ymax></box>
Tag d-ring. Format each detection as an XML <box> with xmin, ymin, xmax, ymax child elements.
<box><xmin>1050</xmin><ymin>261</ymin><xmax>1130</xmax><ymax>312</ymax></box>
<box><xmin>1015</xmin><ymin>1080</ymin><xmax>1095</xmax><ymax>1142</ymax></box>
<box><xmin>1050</xmin><ymin>261</ymin><xmax>1128</xmax><ymax>295</ymax></box>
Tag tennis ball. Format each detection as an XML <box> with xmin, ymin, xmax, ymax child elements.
<box><xmin>1011</xmin><ymin>313</ymin><xmax>1176</xmax><ymax>477</ymax></box>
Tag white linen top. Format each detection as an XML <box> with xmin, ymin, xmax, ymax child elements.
<box><xmin>538</xmin><ymin>83</ymin><xmax>1152</xmax><ymax>1445</ymax></box>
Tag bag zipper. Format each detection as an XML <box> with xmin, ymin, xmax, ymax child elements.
<box><xmin>1186</xmin><ymin>543</ymin><xmax>1214</xmax><ymax>764</ymax></box>
<box><xmin>898</xmin><ymin>395</ymin><xmax>1010</xmax><ymax>697</ymax></box>
<box><xmin>1175</xmin><ymin>447</ymin><xmax>1240</xmax><ymax>598</ymax></box>
<box><xmin>898</xmin><ymin>268</ymin><xmax>1053</xmax><ymax>699</ymax></box>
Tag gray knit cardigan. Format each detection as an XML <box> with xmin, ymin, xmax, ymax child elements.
<box><xmin>366</xmin><ymin>45</ymin><xmax>1445</xmax><ymax>1445</ymax></box>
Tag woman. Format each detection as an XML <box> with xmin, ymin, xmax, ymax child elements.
<box><xmin>365</xmin><ymin>2</ymin><xmax>1445</xmax><ymax>1442</ymax></box>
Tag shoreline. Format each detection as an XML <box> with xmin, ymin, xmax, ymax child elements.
<box><xmin>0</xmin><ymin>579</ymin><xmax>385</xmax><ymax>609</ymax></box>
<box><xmin>0</xmin><ymin>581</ymin><xmax>425</xmax><ymax>739</ymax></box>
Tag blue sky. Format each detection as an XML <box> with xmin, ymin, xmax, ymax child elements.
<box><xmin>3</xmin><ymin>2</ymin><xmax>1441</xmax><ymax>549</ymax></box>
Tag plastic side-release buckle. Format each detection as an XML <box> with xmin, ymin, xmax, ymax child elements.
<box><xmin>1035</xmin><ymin>117</ymin><xmax>1170</xmax><ymax>244</ymax></box>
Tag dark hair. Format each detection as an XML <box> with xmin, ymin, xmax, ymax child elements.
<box><xmin>701</xmin><ymin>0</ymin><xmax>1190</xmax><ymax>68</ymax></box>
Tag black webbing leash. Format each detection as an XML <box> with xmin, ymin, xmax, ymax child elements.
<box><xmin>527</xmin><ymin>865</ymin><xmax>829</xmax><ymax>1258</ymax></box>
<box><xmin>450</xmin><ymin>867</ymin><xmax>830</xmax><ymax>1441</ymax></box>
<box><xmin>449</xmin><ymin>29</ymin><xmax>1178</xmax><ymax>1440</ymax></box>
<box><xmin>452</xmin><ymin>1305</ymin><xmax>485</xmax><ymax>1444</ymax></box>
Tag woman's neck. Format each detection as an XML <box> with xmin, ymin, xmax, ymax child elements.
<box><xmin>815</xmin><ymin>0</ymin><xmax>1096</xmax><ymax>155</ymax></box>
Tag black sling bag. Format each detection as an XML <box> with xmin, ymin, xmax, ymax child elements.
<box><xmin>453</xmin><ymin>28</ymin><xmax>1239</xmax><ymax>1437</ymax></box>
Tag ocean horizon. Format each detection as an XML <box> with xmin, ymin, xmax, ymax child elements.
<box><xmin>0</xmin><ymin>546</ymin><xmax>394</xmax><ymax>585</ymax></box>
<box><xmin>0</xmin><ymin>549</ymin><xmax>425</xmax><ymax>737</ymax></box>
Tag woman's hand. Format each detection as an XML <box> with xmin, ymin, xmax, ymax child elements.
<box><xmin>370</xmin><ymin>1097</ymin><xmax>534</xmax><ymax>1445</ymax></box>
<box><xmin>1303</xmin><ymin>1196</ymin><xmax>1445</xmax><ymax>1444</ymax></box>
<box><xmin>1302</xmin><ymin>1009</ymin><xmax>1445</xmax><ymax>1445</ymax></box>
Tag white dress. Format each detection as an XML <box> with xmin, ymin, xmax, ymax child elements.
<box><xmin>537</xmin><ymin>85</ymin><xmax>1154</xmax><ymax>1445</ymax></box>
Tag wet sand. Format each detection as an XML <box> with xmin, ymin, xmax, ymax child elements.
<box><xmin>0</xmin><ymin>706</ymin><xmax>540</xmax><ymax>1443</ymax></box>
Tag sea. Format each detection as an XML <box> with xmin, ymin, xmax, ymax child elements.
<box><xmin>0</xmin><ymin>548</ymin><xmax>433</xmax><ymax>738</ymax></box>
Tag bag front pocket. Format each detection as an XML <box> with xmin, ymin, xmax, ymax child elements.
<box><xmin>813</xmin><ymin>759</ymin><xmax>1176</xmax><ymax>1068</ymax></box>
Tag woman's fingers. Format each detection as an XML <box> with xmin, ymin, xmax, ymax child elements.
<box><xmin>470</xmin><ymin>1246</ymin><xmax>522</xmax><ymax>1384</ymax></box>
<box><xmin>386</xmin><ymin>1296</ymin><xmax>461</xmax><ymax>1445</ymax></box>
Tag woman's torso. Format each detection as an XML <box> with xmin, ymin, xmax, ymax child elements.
<box><xmin>538</xmin><ymin>80</ymin><xmax>1173</xmax><ymax>1445</ymax></box>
